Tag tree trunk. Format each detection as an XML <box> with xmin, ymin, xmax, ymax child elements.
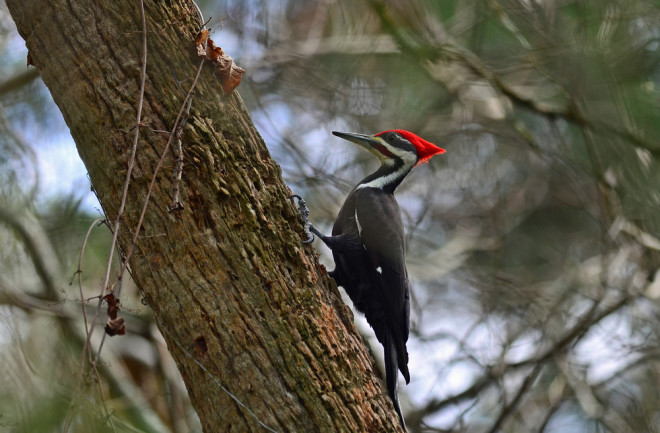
<box><xmin>6</xmin><ymin>0</ymin><xmax>402</xmax><ymax>431</ymax></box>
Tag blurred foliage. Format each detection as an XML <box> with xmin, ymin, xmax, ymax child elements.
<box><xmin>2</xmin><ymin>0</ymin><xmax>660</xmax><ymax>432</ymax></box>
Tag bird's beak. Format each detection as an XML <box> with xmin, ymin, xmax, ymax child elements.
<box><xmin>332</xmin><ymin>131</ymin><xmax>387</xmax><ymax>160</ymax></box>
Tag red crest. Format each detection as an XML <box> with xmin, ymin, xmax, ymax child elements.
<box><xmin>375</xmin><ymin>130</ymin><xmax>445</xmax><ymax>165</ymax></box>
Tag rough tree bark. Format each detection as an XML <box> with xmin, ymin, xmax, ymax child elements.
<box><xmin>6</xmin><ymin>0</ymin><xmax>403</xmax><ymax>432</ymax></box>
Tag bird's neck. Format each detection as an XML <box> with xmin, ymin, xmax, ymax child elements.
<box><xmin>356</xmin><ymin>159</ymin><xmax>414</xmax><ymax>194</ymax></box>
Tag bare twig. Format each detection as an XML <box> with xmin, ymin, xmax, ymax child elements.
<box><xmin>66</xmin><ymin>3</ymin><xmax>149</xmax><ymax>431</ymax></box>
<box><xmin>408</xmin><ymin>294</ymin><xmax>636</xmax><ymax>422</ymax></box>
<box><xmin>368</xmin><ymin>0</ymin><xmax>660</xmax><ymax>156</ymax></box>
<box><xmin>509</xmin><ymin>294</ymin><xmax>634</xmax><ymax>369</ymax></box>
<box><xmin>76</xmin><ymin>217</ymin><xmax>105</xmax><ymax>364</ymax></box>
<box><xmin>111</xmin><ymin>0</ymin><xmax>149</xmax><ymax>302</ymax></box>
<box><xmin>486</xmin><ymin>363</ymin><xmax>544</xmax><ymax>433</ymax></box>
<box><xmin>0</xmin><ymin>207</ymin><xmax>58</xmax><ymax>295</ymax></box>
<box><xmin>84</xmin><ymin>0</ymin><xmax>149</xmax><ymax>353</ymax></box>
<box><xmin>168</xmin><ymin>96</ymin><xmax>193</xmax><ymax>212</ymax></box>
<box><xmin>116</xmin><ymin>58</ymin><xmax>205</xmax><ymax>293</ymax></box>
<box><xmin>0</xmin><ymin>68</ymin><xmax>40</xmax><ymax>97</ymax></box>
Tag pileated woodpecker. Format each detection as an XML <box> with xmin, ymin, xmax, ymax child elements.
<box><xmin>295</xmin><ymin>130</ymin><xmax>445</xmax><ymax>430</ymax></box>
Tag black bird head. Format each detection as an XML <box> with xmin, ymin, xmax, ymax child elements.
<box><xmin>332</xmin><ymin>129</ymin><xmax>445</xmax><ymax>167</ymax></box>
<box><xmin>332</xmin><ymin>130</ymin><xmax>445</xmax><ymax>191</ymax></box>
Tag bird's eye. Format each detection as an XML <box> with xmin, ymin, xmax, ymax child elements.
<box><xmin>386</xmin><ymin>134</ymin><xmax>395</xmax><ymax>143</ymax></box>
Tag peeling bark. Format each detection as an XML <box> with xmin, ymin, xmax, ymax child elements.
<box><xmin>6</xmin><ymin>0</ymin><xmax>402</xmax><ymax>431</ymax></box>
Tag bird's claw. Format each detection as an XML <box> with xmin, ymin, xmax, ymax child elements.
<box><xmin>289</xmin><ymin>194</ymin><xmax>314</xmax><ymax>244</ymax></box>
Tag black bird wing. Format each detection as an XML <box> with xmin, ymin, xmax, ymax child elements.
<box><xmin>354</xmin><ymin>187</ymin><xmax>410</xmax><ymax>383</ymax></box>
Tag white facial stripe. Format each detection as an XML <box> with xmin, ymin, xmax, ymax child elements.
<box><xmin>375</xmin><ymin>136</ymin><xmax>417</xmax><ymax>163</ymax></box>
<box><xmin>356</xmin><ymin>162</ymin><xmax>414</xmax><ymax>190</ymax></box>
<box><xmin>357</xmin><ymin>134</ymin><xmax>418</xmax><ymax>190</ymax></box>
<box><xmin>391</xmin><ymin>146</ymin><xmax>418</xmax><ymax>165</ymax></box>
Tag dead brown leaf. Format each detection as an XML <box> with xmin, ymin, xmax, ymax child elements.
<box><xmin>194</xmin><ymin>29</ymin><xmax>245</xmax><ymax>94</ymax></box>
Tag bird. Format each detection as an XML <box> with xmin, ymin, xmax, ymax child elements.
<box><xmin>297</xmin><ymin>130</ymin><xmax>445</xmax><ymax>430</ymax></box>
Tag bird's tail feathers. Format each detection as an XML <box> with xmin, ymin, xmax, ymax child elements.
<box><xmin>385</xmin><ymin>331</ymin><xmax>407</xmax><ymax>431</ymax></box>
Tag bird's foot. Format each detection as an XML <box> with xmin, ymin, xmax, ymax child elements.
<box><xmin>308</xmin><ymin>224</ymin><xmax>325</xmax><ymax>240</ymax></box>
<box><xmin>289</xmin><ymin>194</ymin><xmax>315</xmax><ymax>244</ymax></box>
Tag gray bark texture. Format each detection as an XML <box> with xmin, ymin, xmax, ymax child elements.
<box><xmin>6</xmin><ymin>0</ymin><xmax>403</xmax><ymax>431</ymax></box>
